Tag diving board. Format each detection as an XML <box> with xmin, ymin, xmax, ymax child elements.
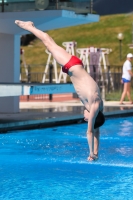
<box><xmin>0</xmin><ymin>83</ymin><xmax>75</xmax><ymax>97</ymax></box>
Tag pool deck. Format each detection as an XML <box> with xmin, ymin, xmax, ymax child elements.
<box><xmin>0</xmin><ymin>99</ymin><xmax>133</xmax><ymax>132</ymax></box>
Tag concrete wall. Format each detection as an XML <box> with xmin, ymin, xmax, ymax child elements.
<box><xmin>0</xmin><ymin>33</ymin><xmax>20</xmax><ymax>113</ymax></box>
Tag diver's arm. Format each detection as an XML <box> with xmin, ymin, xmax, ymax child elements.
<box><xmin>87</xmin><ymin>101</ymin><xmax>99</xmax><ymax>158</ymax></box>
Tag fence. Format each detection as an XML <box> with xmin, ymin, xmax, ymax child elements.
<box><xmin>20</xmin><ymin>64</ymin><xmax>133</xmax><ymax>101</ymax></box>
<box><xmin>20</xmin><ymin>64</ymin><xmax>123</xmax><ymax>86</ymax></box>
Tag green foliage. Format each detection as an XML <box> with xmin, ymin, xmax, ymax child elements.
<box><xmin>105</xmin><ymin>91</ymin><xmax>122</xmax><ymax>101</ymax></box>
<box><xmin>22</xmin><ymin>13</ymin><xmax>133</xmax><ymax>71</ymax></box>
<box><xmin>106</xmin><ymin>91</ymin><xmax>133</xmax><ymax>101</ymax></box>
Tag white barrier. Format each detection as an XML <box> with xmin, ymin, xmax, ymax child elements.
<box><xmin>0</xmin><ymin>83</ymin><xmax>75</xmax><ymax>97</ymax></box>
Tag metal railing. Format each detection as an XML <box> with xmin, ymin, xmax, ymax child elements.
<box><xmin>19</xmin><ymin>64</ymin><xmax>127</xmax><ymax>102</ymax></box>
<box><xmin>20</xmin><ymin>64</ymin><xmax>124</xmax><ymax>88</ymax></box>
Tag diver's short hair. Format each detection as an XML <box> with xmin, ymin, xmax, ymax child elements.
<box><xmin>94</xmin><ymin>111</ymin><xmax>105</xmax><ymax>129</ymax></box>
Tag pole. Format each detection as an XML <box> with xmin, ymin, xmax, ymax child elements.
<box><xmin>56</xmin><ymin>0</ymin><xmax>59</xmax><ymax>9</ymax></box>
<box><xmin>0</xmin><ymin>0</ymin><xmax>8</xmax><ymax>12</ymax></box>
<box><xmin>119</xmin><ymin>40</ymin><xmax>122</xmax><ymax>61</ymax></box>
<box><xmin>2</xmin><ymin>0</ymin><xmax>4</xmax><ymax>12</ymax></box>
<box><xmin>49</xmin><ymin>64</ymin><xmax>53</xmax><ymax>101</ymax></box>
<box><xmin>107</xmin><ymin>66</ymin><xmax>110</xmax><ymax>92</ymax></box>
<box><xmin>27</xmin><ymin>65</ymin><xmax>31</xmax><ymax>101</ymax></box>
<box><xmin>132</xmin><ymin>22</ymin><xmax>133</xmax><ymax>44</ymax></box>
<box><xmin>90</xmin><ymin>0</ymin><xmax>93</xmax><ymax>14</ymax></box>
<box><xmin>27</xmin><ymin>65</ymin><xmax>31</xmax><ymax>83</ymax></box>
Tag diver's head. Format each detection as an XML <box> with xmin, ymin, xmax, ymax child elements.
<box><xmin>84</xmin><ymin>110</ymin><xmax>105</xmax><ymax>129</ymax></box>
<box><xmin>94</xmin><ymin>111</ymin><xmax>105</xmax><ymax>129</ymax></box>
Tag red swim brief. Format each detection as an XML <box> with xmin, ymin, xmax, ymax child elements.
<box><xmin>62</xmin><ymin>56</ymin><xmax>83</xmax><ymax>74</ymax></box>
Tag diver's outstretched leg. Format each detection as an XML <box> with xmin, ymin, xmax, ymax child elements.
<box><xmin>15</xmin><ymin>20</ymin><xmax>71</xmax><ymax>66</ymax></box>
<box><xmin>15</xmin><ymin>20</ymin><xmax>35</xmax><ymax>31</ymax></box>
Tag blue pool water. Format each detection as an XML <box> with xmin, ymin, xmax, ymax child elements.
<box><xmin>0</xmin><ymin>117</ymin><xmax>133</xmax><ymax>200</ymax></box>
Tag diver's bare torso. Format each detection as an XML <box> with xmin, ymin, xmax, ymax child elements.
<box><xmin>68</xmin><ymin>65</ymin><xmax>103</xmax><ymax>112</ymax></box>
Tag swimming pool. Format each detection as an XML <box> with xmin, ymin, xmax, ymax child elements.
<box><xmin>0</xmin><ymin>116</ymin><xmax>133</xmax><ymax>200</ymax></box>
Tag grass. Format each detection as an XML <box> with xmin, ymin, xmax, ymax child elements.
<box><xmin>105</xmin><ymin>90</ymin><xmax>133</xmax><ymax>101</ymax></box>
<box><xmin>21</xmin><ymin>13</ymin><xmax>133</xmax><ymax>72</ymax></box>
<box><xmin>105</xmin><ymin>91</ymin><xmax>122</xmax><ymax>101</ymax></box>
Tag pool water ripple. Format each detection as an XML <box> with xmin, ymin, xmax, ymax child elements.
<box><xmin>0</xmin><ymin>117</ymin><xmax>133</xmax><ymax>199</ymax></box>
